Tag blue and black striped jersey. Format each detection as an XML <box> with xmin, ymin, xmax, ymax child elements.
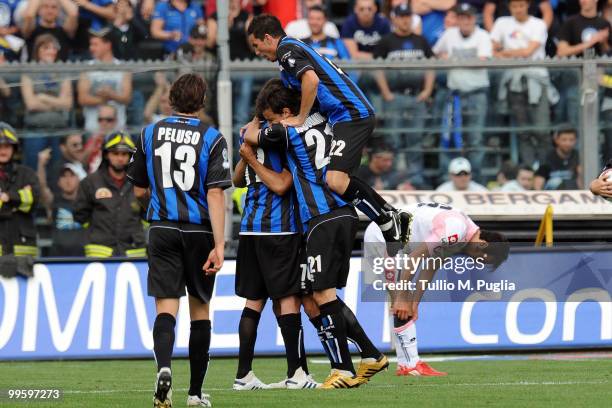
<box><xmin>258</xmin><ymin>113</ymin><xmax>346</xmax><ymax>223</ymax></box>
<box><xmin>276</xmin><ymin>36</ymin><xmax>374</xmax><ymax>125</ymax></box>
<box><xmin>127</xmin><ymin>115</ymin><xmax>232</xmax><ymax>226</ymax></box>
<box><xmin>240</xmin><ymin>145</ymin><xmax>297</xmax><ymax>234</ymax></box>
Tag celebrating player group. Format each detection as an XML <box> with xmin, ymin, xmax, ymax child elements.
<box><xmin>127</xmin><ymin>13</ymin><xmax>510</xmax><ymax>408</ymax></box>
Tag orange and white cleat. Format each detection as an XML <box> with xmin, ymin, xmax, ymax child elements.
<box><xmin>396</xmin><ymin>361</ymin><xmax>447</xmax><ymax>377</ymax></box>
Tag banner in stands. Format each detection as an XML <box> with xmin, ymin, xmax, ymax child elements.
<box><xmin>378</xmin><ymin>190</ymin><xmax>612</xmax><ymax>220</ymax></box>
<box><xmin>0</xmin><ymin>250</ymin><xmax>611</xmax><ymax>360</ymax></box>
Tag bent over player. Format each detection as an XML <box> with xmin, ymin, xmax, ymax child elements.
<box><xmin>364</xmin><ymin>202</ymin><xmax>509</xmax><ymax>375</ymax></box>
<box><xmin>247</xmin><ymin>14</ymin><xmax>412</xmax><ymax>249</ymax></box>
<box><xmin>244</xmin><ymin>79</ymin><xmax>387</xmax><ymax>389</ymax></box>
<box><xmin>127</xmin><ymin>73</ymin><xmax>231</xmax><ymax>408</ymax></box>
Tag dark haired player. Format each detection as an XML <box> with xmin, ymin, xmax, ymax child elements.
<box><xmin>231</xmin><ymin>133</ymin><xmax>320</xmax><ymax>390</ymax></box>
<box><xmin>243</xmin><ymin>79</ymin><xmax>388</xmax><ymax>389</ymax></box>
<box><xmin>247</xmin><ymin>14</ymin><xmax>412</xmax><ymax>252</ymax></box>
<box><xmin>127</xmin><ymin>73</ymin><xmax>231</xmax><ymax>408</ymax></box>
<box><xmin>364</xmin><ymin>202</ymin><xmax>509</xmax><ymax>375</ymax></box>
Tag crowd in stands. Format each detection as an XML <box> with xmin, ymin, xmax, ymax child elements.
<box><xmin>0</xmin><ymin>0</ymin><xmax>608</xmax><ymax>259</ymax></box>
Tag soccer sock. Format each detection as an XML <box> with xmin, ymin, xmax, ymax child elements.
<box><xmin>236</xmin><ymin>307</ymin><xmax>261</xmax><ymax>379</ymax></box>
<box><xmin>277</xmin><ymin>313</ymin><xmax>303</xmax><ymax>378</ymax></box>
<box><xmin>188</xmin><ymin>319</ymin><xmax>211</xmax><ymax>398</ymax></box>
<box><xmin>153</xmin><ymin>313</ymin><xmax>176</xmax><ymax>372</ymax></box>
<box><xmin>337</xmin><ymin>298</ymin><xmax>382</xmax><ymax>360</ymax></box>
<box><xmin>318</xmin><ymin>299</ymin><xmax>355</xmax><ymax>373</ymax></box>
<box><xmin>340</xmin><ymin>176</ymin><xmax>395</xmax><ymax>223</ymax></box>
<box><xmin>393</xmin><ymin>316</ymin><xmax>420</xmax><ymax>368</ymax></box>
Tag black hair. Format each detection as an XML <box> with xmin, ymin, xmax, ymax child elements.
<box><xmin>255</xmin><ymin>79</ymin><xmax>301</xmax><ymax>118</ymax></box>
<box><xmin>517</xmin><ymin>164</ymin><xmax>534</xmax><ymax>173</ymax></box>
<box><xmin>498</xmin><ymin>160</ymin><xmax>518</xmax><ymax>181</ymax></box>
<box><xmin>479</xmin><ymin>230</ymin><xmax>510</xmax><ymax>269</ymax></box>
<box><xmin>308</xmin><ymin>5</ymin><xmax>328</xmax><ymax>17</ymax></box>
<box><xmin>169</xmin><ymin>73</ymin><xmax>207</xmax><ymax>114</ymax></box>
<box><xmin>247</xmin><ymin>14</ymin><xmax>286</xmax><ymax>40</ymax></box>
<box><xmin>554</xmin><ymin>124</ymin><xmax>578</xmax><ymax>138</ymax></box>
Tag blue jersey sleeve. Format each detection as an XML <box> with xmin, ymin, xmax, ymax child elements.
<box><xmin>205</xmin><ymin>136</ymin><xmax>232</xmax><ymax>189</ymax></box>
<box><xmin>152</xmin><ymin>2</ymin><xmax>167</xmax><ymax>20</ymax></box>
<box><xmin>277</xmin><ymin>41</ymin><xmax>315</xmax><ymax>80</ymax></box>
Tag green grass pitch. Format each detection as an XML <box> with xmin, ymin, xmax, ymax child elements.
<box><xmin>1</xmin><ymin>356</ymin><xmax>611</xmax><ymax>407</ymax></box>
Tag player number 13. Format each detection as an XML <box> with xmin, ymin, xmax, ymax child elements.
<box><xmin>154</xmin><ymin>142</ymin><xmax>197</xmax><ymax>191</ymax></box>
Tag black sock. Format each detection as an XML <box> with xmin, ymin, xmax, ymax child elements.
<box><xmin>308</xmin><ymin>316</ymin><xmax>326</xmax><ymax>374</ymax></box>
<box><xmin>318</xmin><ymin>299</ymin><xmax>355</xmax><ymax>373</ymax></box>
<box><xmin>340</xmin><ymin>176</ymin><xmax>395</xmax><ymax>222</ymax></box>
<box><xmin>277</xmin><ymin>313</ymin><xmax>303</xmax><ymax>378</ymax></box>
<box><xmin>337</xmin><ymin>298</ymin><xmax>381</xmax><ymax>360</ymax></box>
<box><xmin>188</xmin><ymin>319</ymin><xmax>211</xmax><ymax>398</ymax></box>
<box><xmin>236</xmin><ymin>307</ymin><xmax>261</xmax><ymax>379</ymax></box>
<box><xmin>153</xmin><ymin>313</ymin><xmax>176</xmax><ymax>372</ymax></box>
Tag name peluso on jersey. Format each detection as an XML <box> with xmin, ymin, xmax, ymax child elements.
<box><xmin>157</xmin><ymin>127</ymin><xmax>201</xmax><ymax>145</ymax></box>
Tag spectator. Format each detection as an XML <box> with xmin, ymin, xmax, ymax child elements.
<box><xmin>83</xmin><ymin>105</ymin><xmax>118</xmax><ymax>173</ymax></box>
<box><xmin>286</xmin><ymin>0</ymin><xmax>340</xmax><ymax>39</ymax></box>
<box><xmin>433</xmin><ymin>3</ymin><xmax>491</xmax><ymax>182</ymax></box>
<box><xmin>144</xmin><ymin>72</ymin><xmax>172</xmax><ymax>124</ymax></box>
<box><xmin>341</xmin><ymin>0</ymin><xmax>391</xmax><ymax>59</ymax></box>
<box><xmin>303</xmin><ymin>5</ymin><xmax>351</xmax><ymax>60</ymax></box>
<box><xmin>151</xmin><ymin>0</ymin><xmax>204</xmax><ymax>56</ymax></box>
<box><xmin>42</xmin><ymin>163</ymin><xmax>86</xmax><ymax>257</ymax></box>
<box><xmin>373</xmin><ymin>4</ymin><xmax>434</xmax><ymax>185</ymax></box>
<box><xmin>495</xmin><ymin>161</ymin><xmax>535</xmax><ymax>190</ymax></box>
<box><xmin>491</xmin><ymin>0</ymin><xmax>557</xmax><ymax>166</ymax></box>
<box><xmin>175</xmin><ymin>24</ymin><xmax>214</xmax><ymax>61</ymax></box>
<box><xmin>256</xmin><ymin>0</ymin><xmax>297</xmax><ymax>28</ymax></box>
<box><xmin>483</xmin><ymin>0</ymin><xmax>553</xmax><ymax>32</ymax></box>
<box><xmin>110</xmin><ymin>0</ymin><xmax>149</xmax><ymax>61</ymax></box>
<box><xmin>0</xmin><ymin>123</ymin><xmax>39</xmax><ymax>275</ymax></box>
<box><xmin>20</xmin><ymin>34</ymin><xmax>73</xmax><ymax>170</ymax></box>
<box><xmin>78</xmin><ymin>28</ymin><xmax>132</xmax><ymax>134</ymax></box>
<box><xmin>534</xmin><ymin>125</ymin><xmax>583</xmax><ymax>190</ymax></box>
<box><xmin>208</xmin><ymin>0</ymin><xmax>254</xmax><ymax>136</ymax></box>
<box><xmin>412</xmin><ymin>0</ymin><xmax>457</xmax><ymax>45</ymax></box>
<box><xmin>74</xmin><ymin>131</ymin><xmax>146</xmax><ymax>258</ymax></box>
<box><xmin>355</xmin><ymin>142</ymin><xmax>416</xmax><ymax>190</ymax></box>
<box><xmin>39</xmin><ymin>134</ymin><xmax>87</xmax><ymax>198</ymax></box>
<box><xmin>21</xmin><ymin>0</ymin><xmax>78</xmax><ymax>61</ymax></box>
<box><xmin>436</xmin><ymin>157</ymin><xmax>488</xmax><ymax>191</ymax></box>
<box><xmin>381</xmin><ymin>0</ymin><xmax>423</xmax><ymax>34</ymax></box>
<box><xmin>0</xmin><ymin>0</ymin><xmax>20</xmax><ymax>38</ymax></box>
<box><xmin>72</xmin><ymin>0</ymin><xmax>115</xmax><ymax>57</ymax></box>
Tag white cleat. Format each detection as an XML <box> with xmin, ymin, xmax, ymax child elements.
<box><xmin>285</xmin><ymin>368</ymin><xmax>321</xmax><ymax>389</ymax></box>
<box><xmin>267</xmin><ymin>377</ymin><xmax>288</xmax><ymax>389</ymax></box>
<box><xmin>232</xmin><ymin>371</ymin><xmax>270</xmax><ymax>390</ymax></box>
<box><xmin>186</xmin><ymin>394</ymin><xmax>212</xmax><ymax>407</ymax></box>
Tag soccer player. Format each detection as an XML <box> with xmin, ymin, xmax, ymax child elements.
<box><xmin>127</xmin><ymin>73</ymin><xmax>231</xmax><ymax>408</ymax></box>
<box><xmin>590</xmin><ymin>159</ymin><xmax>612</xmax><ymax>198</ymax></box>
<box><xmin>231</xmin><ymin>133</ymin><xmax>319</xmax><ymax>390</ymax></box>
<box><xmin>247</xmin><ymin>14</ymin><xmax>412</xmax><ymax>250</ymax></box>
<box><xmin>243</xmin><ymin>79</ymin><xmax>388</xmax><ymax>389</ymax></box>
<box><xmin>364</xmin><ymin>202</ymin><xmax>509</xmax><ymax>375</ymax></box>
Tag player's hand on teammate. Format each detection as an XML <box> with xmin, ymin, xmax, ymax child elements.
<box><xmin>239</xmin><ymin>143</ymin><xmax>256</xmax><ymax>164</ymax></box>
<box><xmin>281</xmin><ymin>115</ymin><xmax>306</xmax><ymax>128</ymax></box>
<box><xmin>203</xmin><ymin>245</ymin><xmax>224</xmax><ymax>275</ymax></box>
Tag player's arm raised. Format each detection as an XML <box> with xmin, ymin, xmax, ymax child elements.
<box><xmin>239</xmin><ymin>144</ymin><xmax>292</xmax><ymax>195</ymax></box>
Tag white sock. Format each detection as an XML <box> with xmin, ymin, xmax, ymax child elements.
<box><xmin>394</xmin><ymin>321</ymin><xmax>420</xmax><ymax>368</ymax></box>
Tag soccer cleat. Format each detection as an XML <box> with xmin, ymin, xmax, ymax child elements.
<box><xmin>186</xmin><ymin>394</ymin><xmax>212</xmax><ymax>407</ymax></box>
<box><xmin>397</xmin><ymin>210</ymin><xmax>413</xmax><ymax>244</ymax></box>
<box><xmin>266</xmin><ymin>378</ymin><xmax>288</xmax><ymax>389</ymax></box>
<box><xmin>397</xmin><ymin>361</ymin><xmax>447</xmax><ymax>377</ymax></box>
<box><xmin>153</xmin><ymin>367</ymin><xmax>172</xmax><ymax>408</ymax></box>
<box><xmin>355</xmin><ymin>354</ymin><xmax>389</xmax><ymax>384</ymax></box>
<box><xmin>285</xmin><ymin>367</ymin><xmax>321</xmax><ymax>389</ymax></box>
<box><xmin>320</xmin><ymin>369</ymin><xmax>361</xmax><ymax>389</ymax></box>
<box><xmin>232</xmin><ymin>371</ymin><xmax>270</xmax><ymax>390</ymax></box>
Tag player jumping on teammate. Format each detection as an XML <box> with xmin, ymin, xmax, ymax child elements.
<box><xmin>247</xmin><ymin>14</ymin><xmax>412</xmax><ymax>252</ymax></box>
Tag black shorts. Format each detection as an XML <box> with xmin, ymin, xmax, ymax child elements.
<box><xmin>329</xmin><ymin>116</ymin><xmax>376</xmax><ymax>174</ymax></box>
<box><xmin>305</xmin><ymin>206</ymin><xmax>358</xmax><ymax>291</ymax></box>
<box><xmin>147</xmin><ymin>221</ymin><xmax>216</xmax><ymax>303</ymax></box>
<box><xmin>235</xmin><ymin>233</ymin><xmax>302</xmax><ymax>300</ymax></box>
